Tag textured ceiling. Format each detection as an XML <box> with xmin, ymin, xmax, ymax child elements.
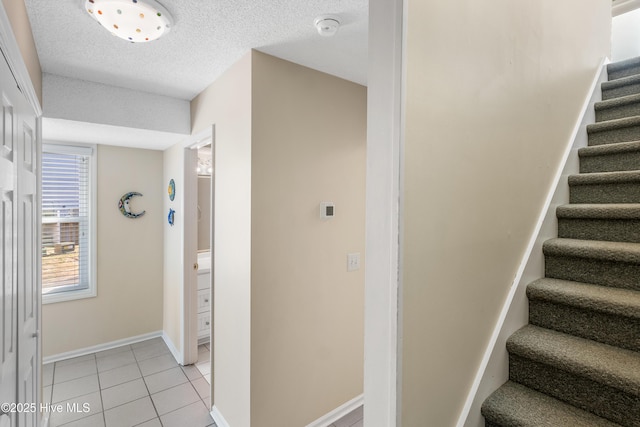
<box><xmin>25</xmin><ymin>0</ymin><xmax>368</xmax><ymax>101</ymax></box>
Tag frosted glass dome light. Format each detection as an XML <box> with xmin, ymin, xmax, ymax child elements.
<box><xmin>85</xmin><ymin>0</ymin><xmax>173</xmax><ymax>43</ymax></box>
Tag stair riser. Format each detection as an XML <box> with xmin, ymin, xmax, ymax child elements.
<box><xmin>509</xmin><ymin>354</ymin><xmax>640</xmax><ymax>427</ymax></box>
<box><xmin>608</xmin><ymin>65</ymin><xmax>640</xmax><ymax>81</ymax></box>
<box><xmin>569</xmin><ymin>183</ymin><xmax>640</xmax><ymax>204</ymax></box>
<box><xmin>588</xmin><ymin>125</ymin><xmax>640</xmax><ymax>146</ymax></box>
<box><xmin>545</xmin><ymin>255</ymin><xmax>640</xmax><ymax>290</ymax></box>
<box><xmin>580</xmin><ymin>151</ymin><xmax>640</xmax><ymax>173</ymax></box>
<box><xmin>596</xmin><ymin>103</ymin><xmax>640</xmax><ymax>122</ymax></box>
<box><xmin>557</xmin><ymin>218</ymin><xmax>640</xmax><ymax>243</ymax></box>
<box><xmin>528</xmin><ymin>300</ymin><xmax>640</xmax><ymax>352</ymax></box>
<box><xmin>602</xmin><ymin>82</ymin><xmax>640</xmax><ymax>100</ymax></box>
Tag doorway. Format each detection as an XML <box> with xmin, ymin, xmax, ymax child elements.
<box><xmin>194</xmin><ymin>143</ymin><xmax>212</xmax><ymax>382</ymax></box>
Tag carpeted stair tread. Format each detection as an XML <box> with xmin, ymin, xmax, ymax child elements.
<box><xmin>578</xmin><ymin>141</ymin><xmax>640</xmax><ymax>173</ymax></box>
<box><xmin>481</xmin><ymin>381</ymin><xmax>623</xmax><ymax>427</ymax></box>
<box><xmin>608</xmin><ymin>57</ymin><xmax>640</xmax><ymax>81</ymax></box>
<box><xmin>507</xmin><ymin>325</ymin><xmax>640</xmax><ymax>395</ymax></box>
<box><xmin>579</xmin><ymin>140</ymin><xmax>640</xmax><ymax>157</ymax></box>
<box><xmin>587</xmin><ymin>116</ymin><xmax>640</xmax><ymax>135</ymax></box>
<box><xmin>527</xmin><ymin>278</ymin><xmax>640</xmax><ymax>319</ymax></box>
<box><xmin>587</xmin><ymin>116</ymin><xmax>640</xmax><ymax>145</ymax></box>
<box><xmin>595</xmin><ymin>93</ymin><xmax>640</xmax><ymax>111</ymax></box>
<box><xmin>603</xmin><ymin>73</ymin><xmax>640</xmax><ymax>90</ymax></box>
<box><xmin>556</xmin><ymin>204</ymin><xmax>640</xmax><ymax>242</ymax></box>
<box><xmin>557</xmin><ymin>203</ymin><xmax>640</xmax><ymax>219</ymax></box>
<box><xmin>543</xmin><ymin>238</ymin><xmax>640</xmax><ymax>264</ymax></box>
<box><xmin>602</xmin><ymin>74</ymin><xmax>640</xmax><ymax>100</ymax></box>
<box><xmin>595</xmin><ymin>93</ymin><xmax>640</xmax><ymax>121</ymax></box>
<box><xmin>568</xmin><ymin>170</ymin><xmax>640</xmax><ymax>185</ymax></box>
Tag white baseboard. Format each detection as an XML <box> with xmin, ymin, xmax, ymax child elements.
<box><xmin>211</xmin><ymin>405</ymin><xmax>231</xmax><ymax>427</ymax></box>
<box><xmin>456</xmin><ymin>56</ymin><xmax>611</xmax><ymax>427</ymax></box>
<box><xmin>162</xmin><ymin>331</ymin><xmax>183</xmax><ymax>365</ymax></box>
<box><xmin>305</xmin><ymin>394</ymin><xmax>364</xmax><ymax>427</ymax></box>
<box><xmin>43</xmin><ymin>331</ymin><xmax>163</xmax><ymax>364</ymax></box>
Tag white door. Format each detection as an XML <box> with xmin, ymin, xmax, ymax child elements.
<box><xmin>16</xmin><ymin>84</ymin><xmax>37</xmax><ymax>427</ymax></box>
<box><xmin>0</xmin><ymin>47</ymin><xmax>18</xmax><ymax>427</ymax></box>
<box><xmin>0</xmin><ymin>48</ymin><xmax>39</xmax><ymax>427</ymax></box>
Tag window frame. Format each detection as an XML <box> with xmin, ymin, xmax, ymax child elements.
<box><xmin>42</xmin><ymin>142</ymin><xmax>97</xmax><ymax>304</ymax></box>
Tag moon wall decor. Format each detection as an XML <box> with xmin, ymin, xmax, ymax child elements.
<box><xmin>118</xmin><ymin>192</ymin><xmax>146</xmax><ymax>218</ymax></box>
<box><xmin>168</xmin><ymin>208</ymin><xmax>175</xmax><ymax>226</ymax></box>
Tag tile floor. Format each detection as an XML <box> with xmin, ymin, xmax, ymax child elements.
<box><xmin>44</xmin><ymin>338</ymin><xmax>361</xmax><ymax>427</ymax></box>
<box><xmin>43</xmin><ymin>338</ymin><xmax>214</xmax><ymax>427</ymax></box>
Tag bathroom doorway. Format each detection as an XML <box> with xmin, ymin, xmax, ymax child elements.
<box><xmin>194</xmin><ymin>143</ymin><xmax>213</xmax><ymax>383</ymax></box>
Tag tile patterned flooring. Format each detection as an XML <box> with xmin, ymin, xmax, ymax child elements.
<box><xmin>44</xmin><ymin>337</ymin><xmax>362</xmax><ymax>427</ymax></box>
<box><xmin>43</xmin><ymin>338</ymin><xmax>214</xmax><ymax>427</ymax></box>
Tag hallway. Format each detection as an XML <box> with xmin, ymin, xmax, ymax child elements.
<box><xmin>44</xmin><ymin>338</ymin><xmax>213</xmax><ymax>427</ymax></box>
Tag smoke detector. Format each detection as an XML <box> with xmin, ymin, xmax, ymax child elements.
<box><xmin>314</xmin><ymin>15</ymin><xmax>340</xmax><ymax>37</ymax></box>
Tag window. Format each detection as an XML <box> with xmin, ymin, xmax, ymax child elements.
<box><xmin>42</xmin><ymin>143</ymin><xmax>96</xmax><ymax>303</ymax></box>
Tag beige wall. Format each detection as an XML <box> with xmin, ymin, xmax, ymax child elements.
<box><xmin>2</xmin><ymin>0</ymin><xmax>42</xmax><ymax>104</ymax></box>
<box><xmin>400</xmin><ymin>1</ymin><xmax>611</xmax><ymax>425</ymax></box>
<box><xmin>250</xmin><ymin>52</ymin><xmax>366</xmax><ymax>426</ymax></box>
<box><xmin>191</xmin><ymin>52</ymin><xmax>253</xmax><ymax>426</ymax></box>
<box><xmin>43</xmin><ymin>145</ymin><xmax>164</xmax><ymax>357</ymax></box>
<box><xmin>190</xmin><ymin>51</ymin><xmax>366</xmax><ymax>426</ymax></box>
<box><xmin>163</xmin><ymin>142</ymin><xmax>184</xmax><ymax>354</ymax></box>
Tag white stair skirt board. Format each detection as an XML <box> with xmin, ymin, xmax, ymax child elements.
<box><xmin>42</xmin><ymin>331</ymin><xmax>163</xmax><ymax>364</ymax></box>
<box><xmin>305</xmin><ymin>394</ymin><xmax>364</xmax><ymax>427</ymax></box>
<box><xmin>211</xmin><ymin>406</ymin><xmax>231</xmax><ymax>427</ymax></box>
<box><xmin>455</xmin><ymin>56</ymin><xmax>611</xmax><ymax>427</ymax></box>
<box><xmin>162</xmin><ymin>331</ymin><xmax>183</xmax><ymax>365</ymax></box>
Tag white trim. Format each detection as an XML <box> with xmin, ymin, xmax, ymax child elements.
<box><xmin>364</xmin><ymin>0</ymin><xmax>404</xmax><ymax>426</ymax></box>
<box><xmin>0</xmin><ymin>3</ymin><xmax>41</xmax><ymax>116</ymax></box>
<box><xmin>305</xmin><ymin>395</ymin><xmax>364</xmax><ymax>427</ymax></box>
<box><xmin>162</xmin><ymin>331</ymin><xmax>182</xmax><ymax>365</ymax></box>
<box><xmin>456</xmin><ymin>57</ymin><xmax>610</xmax><ymax>427</ymax></box>
<box><xmin>211</xmin><ymin>405</ymin><xmax>231</xmax><ymax>427</ymax></box>
<box><xmin>613</xmin><ymin>0</ymin><xmax>640</xmax><ymax>16</ymax></box>
<box><xmin>181</xmin><ymin>146</ymin><xmax>198</xmax><ymax>366</ymax></box>
<box><xmin>180</xmin><ymin>127</ymin><xmax>214</xmax><ymax>368</ymax></box>
<box><xmin>43</xmin><ymin>331</ymin><xmax>163</xmax><ymax>364</ymax></box>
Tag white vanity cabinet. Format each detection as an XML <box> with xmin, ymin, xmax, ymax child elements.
<box><xmin>197</xmin><ymin>255</ymin><xmax>211</xmax><ymax>342</ymax></box>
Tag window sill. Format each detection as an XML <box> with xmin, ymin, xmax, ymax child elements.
<box><xmin>42</xmin><ymin>287</ymin><xmax>97</xmax><ymax>305</ymax></box>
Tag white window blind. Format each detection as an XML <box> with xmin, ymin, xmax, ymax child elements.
<box><xmin>42</xmin><ymin>144</ymin><xmax>94</xmax><ymax>300</ymax></box>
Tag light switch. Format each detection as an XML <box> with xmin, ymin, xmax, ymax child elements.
<box><xmin>347</xmin><ymin>253</ymin><xmax>361</xmax><ymax>272</ymax></box>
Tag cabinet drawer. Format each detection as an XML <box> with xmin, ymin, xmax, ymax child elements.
<box><xmin>197</xmin><ymin>289</ymin><xmax>210</xmax><ymax>314</ymax></box>
<box><xmin>197</xmin><ymin>272</ymin><xmax>210</xmax><ymax>290</ymax></box>
<box><xmin>198</xmin><ymin>312</ymin><xmax>211</xmax><ymax>338</ymax></box>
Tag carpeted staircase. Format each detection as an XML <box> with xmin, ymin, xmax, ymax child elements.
<box><xmin>481</xmin><ymin>58</ymin><xmax>640</xmax><ymax>426</ymax></box>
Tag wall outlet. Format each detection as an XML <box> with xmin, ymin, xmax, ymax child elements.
<box><xmin>347</xmin><ymin>253</ymin><xmax>361</xmax><ymax>272</ymax></box>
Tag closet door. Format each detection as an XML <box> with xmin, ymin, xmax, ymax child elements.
<box><xmin>0</xmin><ymin>48</ymin><xmax>39</xmax><ymax>427</ymax></box>
<box><xmin>0</xmin><ymin>47</ymin><xmax>18</xmax><ymax>427</ymax></box>
<box><xmin>16</xmin><ymin>88</ymin><xmax>37</xmax><ymax>427</ymax></box>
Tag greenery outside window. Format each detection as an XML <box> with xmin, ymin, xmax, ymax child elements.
<box><xmin>42</xmin><ymin>143</ymin><xmax>97</xmax><ymax>303</ymax></box>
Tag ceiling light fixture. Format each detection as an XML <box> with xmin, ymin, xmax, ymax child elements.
<box><xmin>85</xmin><ymin>0</ymin><xmax>173</xmax><ymax>43</ymax></box>
<box><xmin>314</xmin><ymin>15</ymin><xmax>340</xmax><ymax>37</ymax></box>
